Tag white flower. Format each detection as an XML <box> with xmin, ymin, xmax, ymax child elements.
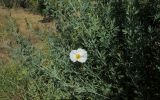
<box><xmin>70</xmin><ymin>48</ymin><xmax>87</xmax><ymax>63</ymax></box>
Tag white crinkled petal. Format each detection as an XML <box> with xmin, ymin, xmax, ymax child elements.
<box><xmin>77</xmin><ymin>48</ymin><xmax>87</xmax><ymax>63</ymax></box>
<box><xmin>78</xmin><ymin>57</ymin><xmax>87</xmax><ymax>63</ymax></box>
<box><xmin>70</xmin><ymin>50</ymin><xmax>77</xmax><ymax>62</ymax></box>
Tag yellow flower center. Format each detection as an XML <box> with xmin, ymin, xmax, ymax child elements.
<box><xmin>76</xmin><ymin>54</ymin><xmax>81</xmax><ymax>59</ymax></box>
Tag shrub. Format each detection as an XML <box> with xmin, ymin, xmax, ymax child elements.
<box><xmin>47</xmin><ymin>0</ymin><xmax>160</xmax><ymax>99</ymax></box>
<box><xmin>1</xmin><ymin>0</ymin><xmax>160</xmax><ymax>99</ymax></box>
<box><xmin>17</xmin><ymin>0</ymin><xmax>160</xmax><ymax>99</ymax></box>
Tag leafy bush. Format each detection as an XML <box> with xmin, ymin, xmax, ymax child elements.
<box><xmin>1</xmin><ymin>0</ymin><xmax>160</xmax><ymax>99</ymax></box>
<box><xmin>45</xmin><ymin>0</ymin><xmax>160</xmax><ymax>99</ymax></box>
<box><xmin>12</xmin><ymin>0</ymin><xmax>160</xmax><ymax>99</ymax></box>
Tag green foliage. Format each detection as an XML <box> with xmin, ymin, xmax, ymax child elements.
<box><xmin>0</xmin><ymin>0</ymin><xmax>160</xmax><ymax>100</ymax></box>
<box><xmin>47</xmin><ymin>0</ymin><xmax>160</xmax><ymax>99</ymax></box>
<box><xmin>0</xmin><ymin>17</ymin><xmax>28</xmax><ymax>99</ymax></box>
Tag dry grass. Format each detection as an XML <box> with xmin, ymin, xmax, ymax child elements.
<box><xmin>0</xmin><ymin>6</ymin><xmax>57</xmax><ymax>100</ymax></box>
<box><xmin>0</xmin><ymin>6</ymin><xmax>56</xmax><ymax>64</ymax></box>
<box><xmin>0</xmin><ymin>6</ymin><xmax>56</xmax><ymax>38</ymax></box>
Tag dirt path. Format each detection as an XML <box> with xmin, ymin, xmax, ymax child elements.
<box><xmin>0</xmin><ymin>6</ymin><xmax>56</xmax><ymax>64</ymax></box>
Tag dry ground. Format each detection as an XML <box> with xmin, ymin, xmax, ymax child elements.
<box><xmin>0</xmin><ymin>6</ymin><xmax>57</xmax><ymax>99</ymax></box>
<box><xmin>0</xmin><ymin>6</ymin><xmax>56</xmax><ymax>64</ymax></box>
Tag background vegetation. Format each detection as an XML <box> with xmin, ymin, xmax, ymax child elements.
<box><xmin>0</xmin><ymin>0</ymin><xmax>160</xmax><ymax>100</ymax></box>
